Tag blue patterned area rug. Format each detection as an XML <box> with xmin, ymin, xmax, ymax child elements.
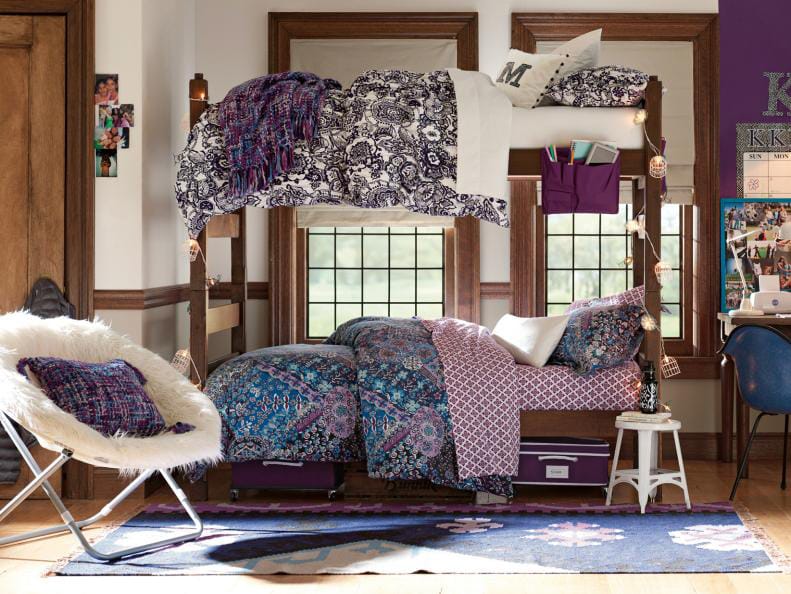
<box><xmin>53</xmin><ymin>502</ymin><xmax>785</xmax><ymax>575</ymax></box>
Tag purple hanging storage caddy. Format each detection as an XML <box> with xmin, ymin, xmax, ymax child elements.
<box><xmin>540</xmin><ymin>147</ymin><xmax>620</xmax><ymax>215</ymax></box>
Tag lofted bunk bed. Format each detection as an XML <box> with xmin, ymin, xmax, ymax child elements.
<box><xmin>179</xmin><ymin>12</ymin><xmax>664</xmax><ymax>499</ymax></box>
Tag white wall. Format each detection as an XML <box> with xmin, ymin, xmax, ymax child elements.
<box><xmin>95</xmin><ymin>0</ymin><xmax>196</xmax><ymax>359</ymax></box>
<box><xmin>94</xmin><ymin>0</ymin><xmax>144</xmax><ymax>291</ymax></box>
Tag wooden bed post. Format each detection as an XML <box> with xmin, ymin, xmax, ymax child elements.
<box><xmin>187</xmin><ymin>73</ymin><xmax>248</xmax><ymax>387</ymax></box>
<box><xmin>641</xmin><ymin>76</ymin><xmax>664</xmax><ymax>390</ymax></box>
<box><xmin>189</xmin><ymin>73</ymin><xmax>209</xmax><ymax>386</ymax></box>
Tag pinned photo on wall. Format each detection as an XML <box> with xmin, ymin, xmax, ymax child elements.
<box><xmin>94</xmin><ymin>126</ymin><xmax>122</xmax><ymax>151</ymax></box>
<box><xmin>94</xmin><ymin>73</ymin><xmax>119</xmax><ymax>105</ymax></box>
<box><xmin>119</xmin><ymin>128</ymin><xmax>130</xmax><ymax>149</ymax></box>
<box><xmin>96</xmin><ymin>105</ymin><xmax>113</xmax><ymax>128</ymax></box>
<box><xmin>95</xmin><ymin>149</ymin><xmax>117</xmax><ymax>178</ymax></box>
<box><xmin>116</xmin><ymin>104</ymin><xmax>135</xmax><ymax>127</ymax></box>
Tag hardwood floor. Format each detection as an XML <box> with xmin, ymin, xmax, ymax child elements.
<box><xmin>1</xmin><ymin>459</ymin><xmax>791</xmax><ymax>593</ymax></box>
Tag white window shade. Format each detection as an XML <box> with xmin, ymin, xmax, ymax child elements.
<box><xmin>290</xmin><ymin>39</ymin><xmax>457</xmax><ymax>87</ymax></box>
<box><xmin>296</xmin><ymin>205</ymin><xmax>454</xmax><ymax>228</ymax></box>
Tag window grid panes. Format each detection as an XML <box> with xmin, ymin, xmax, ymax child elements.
<box><xmin>307</xmin><ymin>226</ymin><xmax>445</xmax><ymax>339</ymax></box>
<box><xmin>544</xmin><ymin>204</ymin><xmax>683</xmax><ymax>339</ymax></box>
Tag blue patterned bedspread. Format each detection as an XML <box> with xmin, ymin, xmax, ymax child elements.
<box><xmin>199</xmin><ymin>319</ymin><xmax>511</xmax><ymax>496</ymax></box>
<box><xmin>204</xmin><ymin>344</ymin><xmax>364</xmax><ymax>466</ymax></box>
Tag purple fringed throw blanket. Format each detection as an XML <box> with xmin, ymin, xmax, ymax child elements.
<box><xmin>218</xmin><ymin>72</ymin><xmax>341</xmax><ymax>198</ymax></box>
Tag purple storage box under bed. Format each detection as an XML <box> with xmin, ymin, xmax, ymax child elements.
<box><xmin>514</xmin><ymin>437</ymin><xmax>610</xmax><ymax>486</ymax></box>
<box><xmin>231</xmin><ymin>461</ymin><xmax>344</xmax><ymax>491</ymax></box>
<box><xmin>540</xmin><ymin>147</ymin><xmax>620</xmax><ymax>215</ymax></box>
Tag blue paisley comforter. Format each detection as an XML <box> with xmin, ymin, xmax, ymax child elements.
<box><xmin>199</xmin><ymin>318</ymin><xmax>511</xmax><ymax>496</ymax></box>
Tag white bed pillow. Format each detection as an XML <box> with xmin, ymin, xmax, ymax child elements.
<box><xmin>554</xmin><ymin>28</ymin><xmax>602</xmax><ymax>79</ymax></box>
<box><xmin>495</xmin><ymin>50</ymin><xmax>565</xmax><ymax>108</ymax></box>
<box><xmin>491</xmin><ymin>314</ymin><xmax>570</xmax><ymax>367</ymax></box>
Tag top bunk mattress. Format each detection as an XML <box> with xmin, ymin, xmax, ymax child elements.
<box><xmin>510</xmin><ymin>106</ymin><xmax>644</xmax><ymax>150</ymax></box>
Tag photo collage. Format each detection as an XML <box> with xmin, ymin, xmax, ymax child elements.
<box><xmin>94</xmin><ymin>74</ymin><xmax>134</xmax><ymax>177</ymax></box>
<box><xmin>722</xmin><ymin>199</ymin><xmax>791</xmax><ymax>311</ymax></box>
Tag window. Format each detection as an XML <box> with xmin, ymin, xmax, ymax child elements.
<box><xmin>543</xmin><ymin>203</ymin><xmax>684</xmax><ymax>339</ymax></box>
<box><xmin>306</xmin><ymin>226</ymin><xmax>445</xmax><ymax>339</ymax></box>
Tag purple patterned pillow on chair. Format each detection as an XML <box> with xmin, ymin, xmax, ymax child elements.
<box><xmin>549</xmin><ymin>304</ymin><xmax>645</xmax><ymax>375</ymax></box>
<box><xmin>16</xmin><ymin>357</ymin><xmax>167</xmax><ymax>437</ymax></box>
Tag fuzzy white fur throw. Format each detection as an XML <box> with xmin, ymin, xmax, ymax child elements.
<box><xmin>0</xmin><ymin>312</ymin><xmax>222</xmax><ymax>473</ymax></box>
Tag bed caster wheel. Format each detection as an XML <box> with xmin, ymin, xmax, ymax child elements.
<box><xmin>229</xmin><ymin>489</ymin><xmax>240</xmax><ymax>502</ymax></box>
<box><xmin>327</xmin><ymin>489</ymin><xmax>337</xmax><ymax>501</ymax></box>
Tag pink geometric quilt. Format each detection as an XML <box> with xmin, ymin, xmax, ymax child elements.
<box><xmin>423</xmin><ymin>318</ymin><xmax>641</xmax><ymax>482</ymax></box>
<box><xmin>422</xmin><ymin>318</ymin><xmax>521</xmax><ymax>480</ymax></box>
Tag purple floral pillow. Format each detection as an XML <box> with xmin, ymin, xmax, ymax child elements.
<box><xmin>549</xmin><ymin>305</ymin><xmax>644</xmax><ymax>375</ymax></box>
<box><xmin>17</xmin><ymin>357</ymin><xmax>168</xmax><ymax>437</ymax></box>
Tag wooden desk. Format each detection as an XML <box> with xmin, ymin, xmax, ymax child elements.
<box><xmin>718</xmin><ymin>313</ymin><xmax>791</xmax><ymax>475</ymax></box>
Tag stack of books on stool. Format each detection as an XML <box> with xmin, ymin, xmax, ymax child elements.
<box><xmin>616</xmin><ymin>411</ymin><xmax>672</xmax><ymax>424</ymax></box>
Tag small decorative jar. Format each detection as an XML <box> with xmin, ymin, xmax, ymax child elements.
<box><xmin>639</xmin><ymin>362</ymin><xmax>659</xmax><ymax>414</ymax></box>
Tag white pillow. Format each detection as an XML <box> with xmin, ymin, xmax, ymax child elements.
<box><xmin>491</xmin><ymin>314</ymin><xmax>570</xmax><ymax>368</ymax></box>
<box><xmin>554</xmin><ymin>28</ymin><xmax>602</xmax><ymax>79</ymax></box>
<box><xmin>495</xmin><ymin>50</ymin><xmax>565</xmax><ymax>108</ymax></box>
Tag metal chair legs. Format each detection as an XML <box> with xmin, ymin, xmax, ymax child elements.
<box><xmin>0</xmin><ymin>412</ymin><xmax>203</xmax><ymax>561</ymax></box>
<box><xmin>730</xmin><ymin>412</ymin><xmax>769</xmax><ymax>501</ymax></box>
<box><xmin>782</xmin><ymin>414</ymin><xmax>789</xmax><ymax>491</ymax></box>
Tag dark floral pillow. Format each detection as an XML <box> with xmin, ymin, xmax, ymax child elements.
<box><xmin>549</xmin><ymin>305</ymin><xmax>645</xmax><ymax>375</ymax></box>
<box><xmin>17</xmin><ymin>357</ymin><xmax>168</xmax><ymax>437</ymax></box>
<box><xmin>547</xmin><ymin>66</ymin><xmax>649</xmax><ymax>107</ymax></box>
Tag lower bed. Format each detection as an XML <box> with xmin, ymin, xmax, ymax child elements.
<box><xmin>197</xmin><ymin>317</ymin><xmax>640</xmax><ymax>497</ymax></box>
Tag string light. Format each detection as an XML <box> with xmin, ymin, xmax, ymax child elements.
<box><xmin>625</xmin><ymin>219</ymin><xmax>642</xmax><ymax>233</ymax></box>
<box><xmin>650</xmin><ymin>155</ymin><xmax>668</xmax><ymax>179</ymax></box>
<box><xmin>183</xmin><ymin>239</ymin><xmax>204</xmax><ymax>263</ymax></box>
<box><xmin>641</xmin><ymin>313</ymin><xmax>658</xmax><ymax>331</ymax></box>
<box><xmin>661</xmin><ymin>354</ymin><xmax>681</xmax><ymax>379</ymax></box>
<box><xmin>633</xmin><ymin>109</ymin><xmax>647</xmax><ymax>125</ymax></box>
<box><xmin>171</xmin><ymin>348</ymin><xmax>202</xmax><ymax>386</ymax></box>
<box><xmin>654</xmin><ymin>261</ymin><xmax>673</xmax><ymax>285</ymax></box>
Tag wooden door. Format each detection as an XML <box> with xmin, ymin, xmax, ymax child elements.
<box><xmin>0</xmin><ymin>15</ymin><xmax>66</xmax><ymax>312</ymax></box>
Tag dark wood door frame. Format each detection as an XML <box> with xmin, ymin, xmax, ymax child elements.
<box><xmin>0</xmin><ymin>0</ymin><xmax>94</xmax><ymax>499</ymax></box>
<box><xmin>510</xmin><ymin>13</ymin><xmax>719</xmax><ymax>378</ymax></box>
<box><xmin>268</xmin><ymin>12</ymin><xmax>481</xmax><ymax>344</ymax></box>
<box><xmin>0</xmin><ymin>0</ymin><xmax>95</xmax><ymax>320</ymax></box>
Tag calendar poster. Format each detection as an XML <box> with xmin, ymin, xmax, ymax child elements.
<box><xmin>720</xmin><ymin>198</ymin><xmax>791</xmax><ymax>312</ymax></box>
<box><xmin>737</xmin><ymin>123</ymin><xmax>791</xmax><ymax>197</ymax></box>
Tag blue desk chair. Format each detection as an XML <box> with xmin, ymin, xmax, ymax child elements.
<box><xmin>720</xmin><ymin>325</ymin><xmax>791</xmax><ymax>500</ymax></box>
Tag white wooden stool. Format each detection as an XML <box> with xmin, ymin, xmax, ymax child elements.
<box><xmin>606</xmin><ymin>418</ymin><xmax>690</xmax><ymax>513</ymax></box>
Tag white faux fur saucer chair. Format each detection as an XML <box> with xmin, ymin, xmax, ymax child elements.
<box><xmin>0</xmin><ymin>312</ymin><xmax>222</xmax><ymax>561</ymax></box>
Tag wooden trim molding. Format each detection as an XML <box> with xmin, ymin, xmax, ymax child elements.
<box><xmin>480</xmin><ymin>282</ymin><xmax>512</xmax><ymax>301</ymax></box>
<box><xmin>269</xmin><ymin>12</ymin><xmax>478</xmax><ymax>73</ymax></box>
<box><xmin>94</xmin><ymin>282</ymin><xmax>269</xmax><ymax>310</ymax></box>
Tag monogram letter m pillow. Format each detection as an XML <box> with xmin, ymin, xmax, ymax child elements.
<box><xmin>495</xmin><ymin>50</ymin><xmax>564</xmax><ymax>108</ymax></box>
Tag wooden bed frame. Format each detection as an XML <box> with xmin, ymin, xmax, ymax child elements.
<box><xmin>185</xmin><ymin>14</ymin><xmax>665</xmax><ymax>483</ymax></box>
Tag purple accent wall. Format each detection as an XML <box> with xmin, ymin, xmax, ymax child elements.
<box><xmin>720</xmin><ymin>0</ymin><xmax>791</xmax><ymax>197</ymax></box>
